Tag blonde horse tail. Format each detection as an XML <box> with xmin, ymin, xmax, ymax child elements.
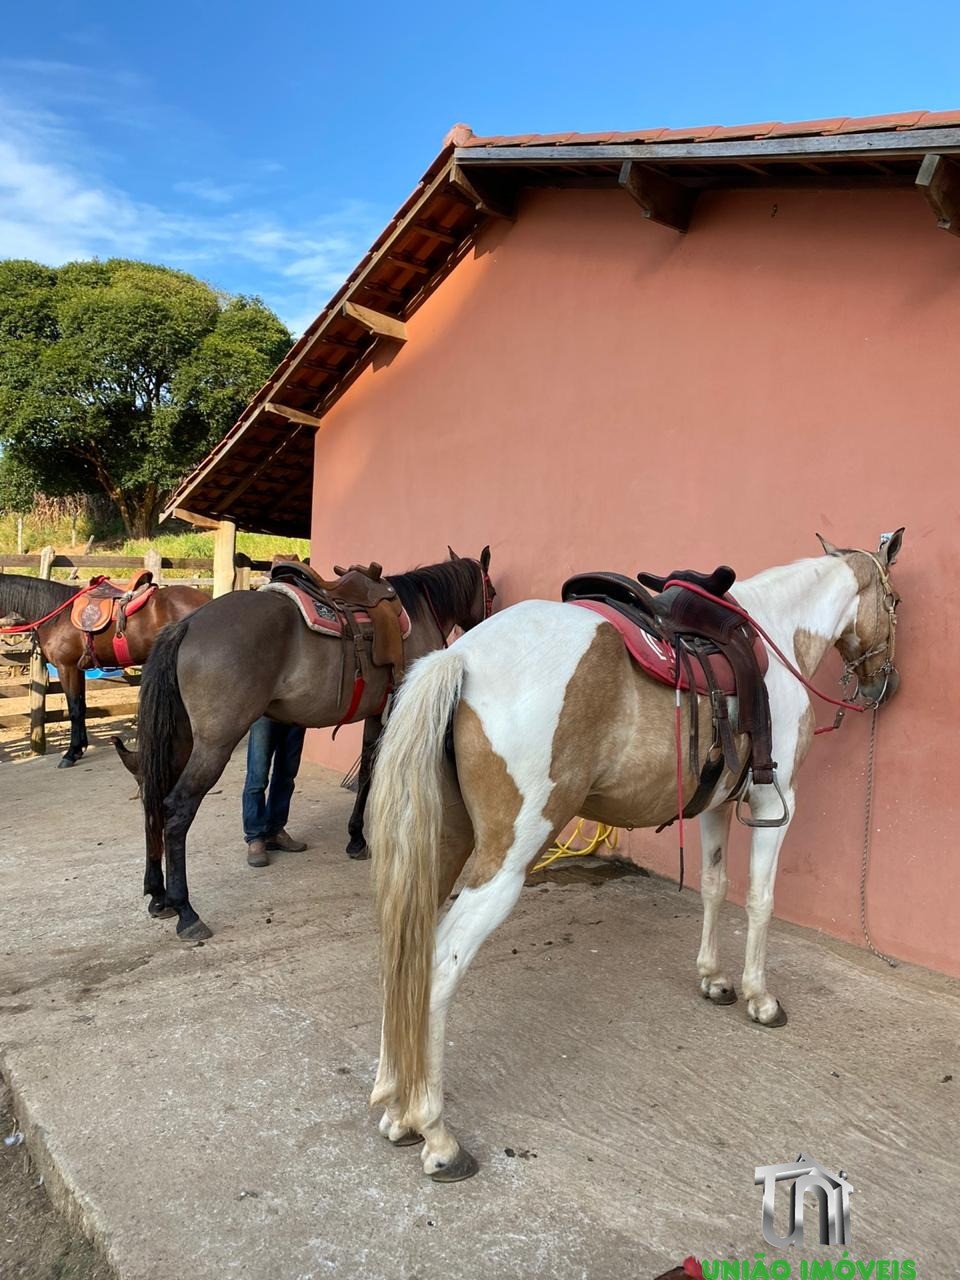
<box><xmin>369</xmin><ymin>648</ymin><xmax>465</xmax><ymax>1118</ymax></box>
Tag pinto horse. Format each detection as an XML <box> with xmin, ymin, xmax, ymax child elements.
<box><xmin>0</xmin><ymin>572</ymin><xmax>209</xmax><ymax>767</ymax></box>
<box><xmin>114</xmin><ymin>548</ymin><xmax>494</xmax><ymax>943</ymax></box>
<box><xmin>367</xmin><ymin>530</ymin><xmax>904</xmax><ymax>1181</ymax></box>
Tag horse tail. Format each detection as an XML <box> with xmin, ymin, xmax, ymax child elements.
<box><xmin>138</xmin><ymin>620</ymin><xmax>192</xmax><ymax>848</ymax></box>
<box><xmin>369</xmin><ymin>648</ymin><xmax>465</xmax><ymax>1119</ymax></box>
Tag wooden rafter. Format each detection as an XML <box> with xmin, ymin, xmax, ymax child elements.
<box><xmin>618</xmin><ymin>160</ymin><xmax>697</xmax><ymax>232</ymax></box>
<box><xmin>916</xmin><ymin>153</ymin><xmax>960</xmax><ymax>235</ymax></box>
<box><xmin>449</xmin><ymin>162</ymin><xmax>516</xmax><ymax>220</ymax></box>
<box><xmin>264</xmin><ymin>401</ymin><xmax>324</xmax><ymax>429</ymax></box>
<box><xmin>341</xmin><ymin>301</ymin><xmax>407</xmax><ymax>342</ymax></box>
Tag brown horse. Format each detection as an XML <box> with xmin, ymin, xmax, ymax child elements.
<box><xmin>0</xmin><ymin>572</ymin><xmax>209</xmax><ymax>768</ymax></box>
<box><xmin>114</xmin><ymin>549</ymin><xmax>494</xmax><ymax>943</ymax></box>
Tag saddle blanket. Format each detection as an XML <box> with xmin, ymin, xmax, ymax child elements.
<box><xmin>260</xmin><ymin>581</ymin><xmax>412</xmax><ymax>640</ymax></box>
<box><xmin>570</xmin><ymin>598</ymin><xmax>767</xmax><ymax>696</ymax></box>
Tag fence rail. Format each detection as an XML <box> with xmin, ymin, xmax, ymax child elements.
<box><xmin>1</xmin><ymin>544</ymin><xmax>271</xmax><ymax>754</ymax></box>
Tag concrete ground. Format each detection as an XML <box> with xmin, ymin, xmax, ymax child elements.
<box><xmin>1</xmin><ymin>728</ymin><xmax>958</xmax><ymax>1279</ymax></box>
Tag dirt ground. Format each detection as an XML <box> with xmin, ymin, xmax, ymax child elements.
<box><xmin>0</xmin><ymin>1079</ymin><xmax>113</xmax><ymax>1280</ymax></box>
<box><xmin>2</xmin><ymin>714</ymin><xmax>959</xmax><ymax>1279</ymax></box>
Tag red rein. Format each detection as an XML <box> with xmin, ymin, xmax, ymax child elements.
<box><xmin>0</xmin><ymin>581</ymin><xmax>100</xmax><ymax>634</ymax></box>
<box><xmin>661</xmin><ymin>579</ymin><xmax>866</xmax><ymax>725</ymax></box>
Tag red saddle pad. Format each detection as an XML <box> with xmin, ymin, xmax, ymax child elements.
<box><xmin>569</xmin><ymin>599</ymin><xmax>767</xmax><ymax>696</ymax></box>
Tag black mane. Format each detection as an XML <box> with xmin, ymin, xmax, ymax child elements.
<box><xmin>387</xmin><ymin>560</ymin><xmax>478</xmax><ymax>626</ymax></box>
<box><xmin>0</xmin><ymin>572</ymin><xmax>76</xmax><ymax>623</ymax></box>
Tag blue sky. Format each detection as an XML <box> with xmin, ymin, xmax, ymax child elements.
<box><xmin>2</xmin><ymin>1</ymin><xmax>958</xmax><ymax>335</ymax></box>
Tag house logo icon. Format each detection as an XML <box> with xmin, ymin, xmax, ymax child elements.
<box><xmin>754</xmin><ymin>1153</ymin><xmax>853</xmax><ymax>1247</ymax></box>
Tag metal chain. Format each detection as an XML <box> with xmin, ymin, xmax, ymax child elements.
<box><xmin>858</xmin><ymin>707</ymin><xmax>897</xmax><ymax>967</ymax></box>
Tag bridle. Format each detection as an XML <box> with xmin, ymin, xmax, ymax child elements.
<box><xmin>838</xmin><ymin>549</ymin><xmax>899</xmax><ymax>709</ymax></box>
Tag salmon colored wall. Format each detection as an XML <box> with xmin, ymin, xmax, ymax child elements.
<box><xmin>308</xmin><ymin>186</ymin><xmax>960</xmax><ymax>977</ymax></box>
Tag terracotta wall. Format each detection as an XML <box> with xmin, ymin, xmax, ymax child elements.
<box><xmin>309</xmin><ymin>185</ymin><xmax>960</xmax><ymax>976</ymax></box>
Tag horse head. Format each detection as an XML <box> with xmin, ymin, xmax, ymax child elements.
<box><xmin>817</xmin><ymin>527</ymin><xmax>904</xmax><ymax>707</ymax></box>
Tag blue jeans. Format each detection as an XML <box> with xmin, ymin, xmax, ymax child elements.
<box><xmin>241</xmin><ymin>717</ymin><xmax>306</xmax><ymax>844</ymax></box>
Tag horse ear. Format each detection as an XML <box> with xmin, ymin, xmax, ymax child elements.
<box><xmin>480</xmin><ymin>545</ymin><xmax>491</xmax><ymax>572</ymax></box>
<box><xmin>447</xmin><ymin>545</ymin><xmax>460</xmax><ymax>560</ymax></box>
<box><xmin>879</xmin><ymin>527</ymin><xmax>905</xmax><ymax>565</ymax></box>
<box><xmin>816</xmin><ymin>533</ymin><xmax>841</xmax><ymax>557</ymax></box>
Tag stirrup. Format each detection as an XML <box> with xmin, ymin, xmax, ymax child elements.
<box><xmin>735</xmin><ymin>769</ymin><xmax>790</xmax><ymax>828</ymax></box>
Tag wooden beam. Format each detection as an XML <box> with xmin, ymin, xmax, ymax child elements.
<box><xmin>213</xmin><ymin>520</ymin><xmax>237</xmax><ymax>598</ymax></box>
<box><xmin>385</xmin><ymin>253</ymin><xmax>432</xmax><ymax>275</ymax></box>
<box><xmin>411</xmin><ymin>222</ymin><xmax>459</xmax><ymax>244</ymax></box>
<box><xmin>263</xmin><ymin>400</ymin><xmax>325</xmax><ymax>428</ymax></box>
<box><xmin>340</xmin><ymin>301</ymin><xmax>407</xmax><ymax>342</ymax></box>
<box><xmin>449</xmin><ymin>162</ymin><xmax>516</xmax><ymax>220</ymax></box>
<box><xmin>618</xmin><ymin>160</ymin><xmax>697</xmax><ymax>232</ymax></box>
<box><xmin>455</xmin><ymin>126</ymin><xmax>960</xmax><ymax>166</ymax></box>
<box><xmin>170</xmin><ymin>507</ymin><xmax>220</xmax><ymax>530</ymax></box>
<box><xmin>916</xmin><ymin>153</ymin><xmax>960</xmax><ymax>235</ymax></box>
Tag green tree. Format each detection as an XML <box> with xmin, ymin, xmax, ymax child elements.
<box><xmin>0</xmin><ymin>258</ymin><xmax>292</xmax><ymax>537</ymax></box>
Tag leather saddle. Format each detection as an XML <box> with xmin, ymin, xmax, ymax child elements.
<box><xmin>562</xmin><ymin>565</ymin><xmax>783</xmax><ymax>827</ymax></box>
<box><xmin>269</xmin><ymin>558</ymin><xmax>406</xmax><ymax>685</ymax></box>
<box><xmin>70</xmin><ymin>572</ymin><xmax>156</xmax><ymax>636</ymax></box>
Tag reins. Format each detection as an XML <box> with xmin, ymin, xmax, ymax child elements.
<box><xmin>0</xmin><ymin>581</ymin><xmax>101</xmax><ymax>634</ymax></box>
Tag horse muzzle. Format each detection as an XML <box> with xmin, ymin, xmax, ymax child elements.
<box><xmin>859</xmin><ymin>666</ymin><xmax>900</xmax><ymax>707</ymax></box>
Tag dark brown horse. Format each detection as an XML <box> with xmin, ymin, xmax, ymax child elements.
<box><xmin>0</xmin><ymin>572</ymin><xmax>209</xmax><ymax>767</ymax></box>
<box><xmin>114</xmin><ymin>549</ymin><xmax>494</xmax><ymax>942</ymax></box>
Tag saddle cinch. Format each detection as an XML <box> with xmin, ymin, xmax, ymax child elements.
<box><xmin>562</xmin><ymin>566</ymin><xmax>788</xmax><ymax>829</ymax></box>
<box><xmin>262</xmin><ymin>558</ymin><xmax>409</xmax><ymax>724</ymax></box>
<box><xmin>70</xmin><ymin>572</ymin><xmax>158</xmax><ymax>670</ymax></box>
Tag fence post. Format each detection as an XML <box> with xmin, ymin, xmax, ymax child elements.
<box><xmin>213</xmin><ymin>519</ymin><xmax>237</xmax><ymax>597</ymax></box>
<box><xmin>144</xmin><ymin>547</ymin><xmax>163</xmax><ymax>584</ymax></box>
<box><xmin>29</xmin><ymin>545</ymin><xmax>54</xmax><ymax>755</ymax></box>
<box><xmin>234</xmin><ymin>551</ymin><xmax>251</xmax><ymax>593</ymax></box>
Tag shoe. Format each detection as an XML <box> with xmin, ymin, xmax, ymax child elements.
<box><xmin>247</xmin><ymin>838</ymin><xmax>269</xmax><ymax>868</ymax></box>
<box><xmin>266</xmin><ymin>828</ymin><xmax>307</xmax><ymax>853</ymax></box>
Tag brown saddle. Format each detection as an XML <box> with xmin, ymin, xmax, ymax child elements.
<box><xmin>70</xmin><ymin>572</ymin><xmax>156</xmax><ymax>635</ymax></box>
<box><xmin>269</xmin><ymin>558</ymin><xmax>405</xmax><ymax>685</ymax></box>
<box><xmin>562</xmin><ymin>566</ymin><xmax>785</xmax><ymax>828</ymax></box>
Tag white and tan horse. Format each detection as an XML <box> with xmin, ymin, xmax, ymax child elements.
<box><xmin>368</xmin><ymin>530</ymin><xmax>903</xmax><ymax>1181</ymax></box>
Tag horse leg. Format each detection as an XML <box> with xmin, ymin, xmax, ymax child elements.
<box><xmin>697</xmin><ymin>803</ymin><xmax>737</xmax><ymax>1005</ymax></box>
<box><xmin>162</xmin><ymin>739</ymin><xmax>235</xmax><ymax>941</ymax></box>
<box><xmin>345</xmin><ymin>716</ymin><xmax>382</xmax><ymax>859</ymax></box>
<box><xmin>57</xmin><ymin>663</ymin><xmax>87</xmax><ymax>768</ymax></box>
<box><xmin>741</xmin><ymin>781</ymin><xmax>796</xmax><ymax>1027</ymax></box>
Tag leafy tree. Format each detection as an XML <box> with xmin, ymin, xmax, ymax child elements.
<box><xmin>0</xmin><ymin>258</ymin><xmax>292</xmax><ymax>536</ymax></box>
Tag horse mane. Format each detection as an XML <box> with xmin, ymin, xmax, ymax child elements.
<box><xmin>387</xmin><ymin>560</ymin><xmax>477</xmax><ymax>625</ymax></box>
<box><xmin>0</xmin><ymin>572</ymin><xmax>76</xmax><ymax>621</ymax></box>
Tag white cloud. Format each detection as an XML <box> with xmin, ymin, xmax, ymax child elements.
<box><xmin>0</xmin><ymin>89</ymin><xmax>383</xmax><ymax>335</ymax></box>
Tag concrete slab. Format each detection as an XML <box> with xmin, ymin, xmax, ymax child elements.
<box><xmin>1</xmin><ymin>741</ymin><xmax>958</xmax><ymax>1279</ymax></box>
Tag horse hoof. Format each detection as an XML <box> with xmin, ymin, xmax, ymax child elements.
<box><xmin>428</xmin><ymin>1147</ymin><xmax>479</xmax><ymax>1183</ymax></box>
<box><xmin>390</xmin><ymin>1130</ymin><xmax>424</xmax><ymax>1147</ymax></box>
<box><xmin>148</xmin><ymin>900</ymin><xmax>176</xmax><ymax>919</ymax></box>
<box><xmin>752</xmin><ymin>1001</ymin><xmax>788</xmax><ymax>1028</ymax></box>
<box><xmin>178</xmin><ymin>920</ymin><xmax>213</xmax><ymax>943</ymax></box>
<box><xmin>701</xmin><ymin>984</ymin><xmax>738</xmax><ymax>1006</ymax></box>
<box><xmin>58</xmin><ymin>757</ymin><xmax>77</xmax><ymax>769</ymax></box>
<box><xmin>346</xmin><ymin>845</ymin><xmax>370</xmax><ymax>861</ymax></box>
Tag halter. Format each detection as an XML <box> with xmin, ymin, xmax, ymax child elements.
<box><xmin>838</xmin><ymin>549</ymin><xmax>899</xmax><ymax>708</ymax></box>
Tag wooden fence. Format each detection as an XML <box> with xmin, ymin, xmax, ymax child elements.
<box><xmin>0</xmin><ymin>546</ymin><xmax>273</xmax><ymax>754</ymax></box>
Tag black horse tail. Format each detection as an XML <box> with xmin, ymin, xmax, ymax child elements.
<box><xmin>137</xmin><ymin>619</ymin><xmax>192</xmax><ymax>845</ymax></box>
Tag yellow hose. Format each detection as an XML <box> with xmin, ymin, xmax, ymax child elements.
<box><xmin>531</xmin><ymin>818</ymin><xmax>619</xmax><ymax>873</ymax></box>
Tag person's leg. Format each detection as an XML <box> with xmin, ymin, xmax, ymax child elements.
<box><xmin>242</xmin><ymin>717</ymin><xmax>275</xmax><ymax>865</ymax></box>
<box><xmin>264</xmin><ymin>723</ymin><xmax>306</xmax><ymax>845</ymax></box>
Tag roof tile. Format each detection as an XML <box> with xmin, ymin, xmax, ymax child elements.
<box><xmin>833</xmin><ymin>111</ymin><xmax>927</xmax><ymax>133</ymax></box>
